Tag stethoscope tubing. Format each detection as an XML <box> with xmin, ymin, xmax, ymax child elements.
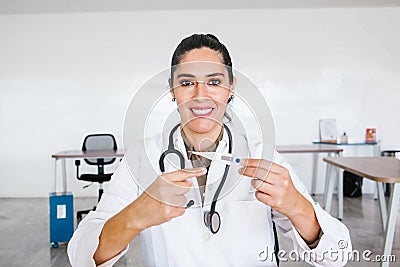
<box><xmin>158</xmin><ymin>123</ymin><xmax>232</xmax><ymax>234</ymax></box>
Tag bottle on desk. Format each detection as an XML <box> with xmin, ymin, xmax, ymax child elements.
<box><xmin>340</xmin><ymin>132</ymin><xmax>348</xmax><ymax>144</ymax></box>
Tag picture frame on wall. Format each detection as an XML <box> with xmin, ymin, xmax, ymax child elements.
<box><xmin>319</xmin><ymin>119</ymin><xmax>337</xmax><ymax>143</ymax></box>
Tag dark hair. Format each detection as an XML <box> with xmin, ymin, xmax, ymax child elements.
<box><xmin>170</xmin><ymin>34</ymin><xmax>233</xmax><ymax>84</ymax></box>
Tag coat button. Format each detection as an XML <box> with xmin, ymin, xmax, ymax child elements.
<box><xmin>207</xmin><ymin>184</ymin><xmax>213</xmax><ymax>191</ymax></box>
<box><xmin>203</xmin><ymin>232</ymin><xmax>211</xmax><ymax>241</ymax></box>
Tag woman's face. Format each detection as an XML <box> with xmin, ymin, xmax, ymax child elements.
<box><xmin>171</xmin><ymin>47</ymin><xmax>235</xmax><ymax>135</ymax></box>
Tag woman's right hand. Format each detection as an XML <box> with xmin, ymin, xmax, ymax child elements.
<box><xmin>127</xmin><ymin>167</ymin><xmax>207</xmax><ymax>231</ymax></box>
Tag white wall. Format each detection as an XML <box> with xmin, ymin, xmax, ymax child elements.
<box><xmin>1</xmin><ymin>7</ymin><xmax>400</xmax><ymax>197</ymax></box>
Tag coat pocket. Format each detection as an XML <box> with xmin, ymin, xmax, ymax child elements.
<box><xmin>222</xmin><ymin>200</ymin><xmax>276</xmax><ymax>266</ymax></box>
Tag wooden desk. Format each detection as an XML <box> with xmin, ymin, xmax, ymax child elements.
<box><xmin>51</xmin><ymin>149</ymin><xmax>124</xmax><ymax>192</ymax></box>
<box><xmin>52</xmin><ymin>149</ymin><xmax>124</xmax><ymax>159</ymax></box>
<box><xmin>277</xmin><ymin>145</ymin><xmax>343</xmax><ymax>212</ymax></box>
<box><xmin>277</xmin><ymin>144</ymin><xmax>343</xmax><ymax>154</ymax></box>
<box><xmin>324</xmin><ymin>157</ymin><xmax>400</xmax><ymax>267</ymax></box>
<box><xmin>313</xmin><ymin>140</ymin><xmax>381</xmax><ymax>158</ymax></box>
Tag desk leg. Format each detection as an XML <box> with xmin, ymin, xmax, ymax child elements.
<box><xmin>374</xmin><ymin>143</ymin><xmax>381</xmax><ymax>157</ymax></box>
<box><xmin>377</xmin><ymin>182</ymin><xmax>388</xmax><ymax>232</ymax></box>
<box><xmin>374</xmin><ymin>144</ymin><xmax>381</xmax><ymax>201</ymax></box>
<box><xmin>52</xmin><ymin>159</ymin><xmax>58</xmax><ymax>192</ymax></box>
<box><xmin>338</xmin><ymin>169</ymin><xmax>343</xmax><ymax>220</ymax></box>
<box><xmin>61</xmin><ymin>159</ymin><xmax>67</xmax><ymax>192</ymax></box>
<box><xmin>381</xmin><ymin>183</ymin><xmax>400</xmax><ymax>267</ymax></box>
<box><xmin>324</xmin><ymin>164</ymin><xmax>335</xmax><ymax>213</ymax></box>
<box><xmin>374</xmin><ymin>186</ymin><xmax>378</xmax><ymax>200</ymax></box>
<box><xmin>323</xmin><ymin>162</ymin><xmax>331</xmax><ymax>208</ymax></box>
<box><xmin>323</xmin><ymin>153</ymin><xmax>333</xmax><ymax>205</ymax></box>
<box><xmin>311</xmin><ymin>153</ymin><xmax>319</xmax><ymax>196</ymax></box>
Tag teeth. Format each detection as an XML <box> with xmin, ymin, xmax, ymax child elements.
<box><xmin>191</xmin><ymin>108</ymin><xmax>212</xmax><ymax>115</ymax></box>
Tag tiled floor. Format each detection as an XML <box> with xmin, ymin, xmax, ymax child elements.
<box><xmin>0</xmin><ymin>194</ymin><xmax>398</xmax><ymax>266</ymax></box>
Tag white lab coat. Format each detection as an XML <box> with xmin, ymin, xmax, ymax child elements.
<box><xmin>68</xmin><ymin>125</ymin><xmax>351</xmax><ymax>267</ymax></box>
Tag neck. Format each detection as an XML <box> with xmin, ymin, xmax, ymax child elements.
<box><xmin>182</xmin><ymin>124</ymin><xmax>223</xmax><ymax>152</ymax></box>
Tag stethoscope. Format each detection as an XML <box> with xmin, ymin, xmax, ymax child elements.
<box><xmin>159</xmin><ymin>123</ymin><xmax>232</xmax><ymax>234</ymax></box>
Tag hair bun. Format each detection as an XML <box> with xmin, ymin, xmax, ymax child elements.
<box><xmin>206</xmin><ymin>34</ymin><xmax>220</xmax><ymax>42</ymax></box>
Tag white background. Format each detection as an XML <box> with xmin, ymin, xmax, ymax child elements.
<box><xmin>1</xmin><ymin>7</ymin><xmax>400</xmax><ymax>197</ymax></box>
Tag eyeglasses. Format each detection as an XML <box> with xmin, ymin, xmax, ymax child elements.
<box><xmin>175</xmin><ymin>78</ymin><xmax>230</xmax><ymax>93</ymax></box>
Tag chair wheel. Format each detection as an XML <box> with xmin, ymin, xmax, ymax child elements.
<box><xmin>51</xmin><ymin>242</ymin><xmax>59</xmax><ymax>248</ymax></box>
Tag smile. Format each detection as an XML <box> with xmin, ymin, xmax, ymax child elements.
<box><xmin>190</xmin><ymin>108</ymin><xmax>213</xmax><ymax>116</ymax></box>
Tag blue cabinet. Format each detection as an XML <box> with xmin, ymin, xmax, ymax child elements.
<box><xmin>49</xmin><ymin>192</ymin><xmax>74</xmax><ymax>247</ymax></box>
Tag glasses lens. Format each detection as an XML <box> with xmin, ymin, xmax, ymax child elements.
<box><xmin>210</xmin><ymin>211</ymin><xmax>221</xmax><ymax>234</ymax></box>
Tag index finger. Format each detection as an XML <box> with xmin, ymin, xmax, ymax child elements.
<box><xmin>239</xmin><ymin>158</ymin><xmax>285</xmax><ymax>173</ymax></box>
<box><xmin>166</xmin><ymin>167</ymin><xmax>207</xmax><ymax>182</ymax></box>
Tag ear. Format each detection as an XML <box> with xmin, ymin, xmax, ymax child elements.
<box><xmin>168</xmin><ymin>77</ymin><xmax>173</xmax><ymax>88</ymax></box>
<box><xmin>168</xmin><ymin>78</ymin><xmax>175</xmax><ymax>99</ymax></box>
<box><xmin>229</xmin><ymin>76</ymin><xmax>237</xmax><ymax>98</ymax></box>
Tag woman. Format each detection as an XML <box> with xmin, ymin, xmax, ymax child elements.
<box><xmin>68</xmin><ymin>34</ymin><xmax>351</xmax><ymax>267</ymax></box>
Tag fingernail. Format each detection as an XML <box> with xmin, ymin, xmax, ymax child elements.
<box><xmin>239</xmin><ymin>158</ymin><xmax>246</xmax><ymax>166</ymax></box>
<box><xmin>248</xmin><ymin>188</ymin><xmax>257</xmax><ymax>193</ymax></box>
<box><xmin>199</xmin><ymin>167</ymin><xmax>207</xmax><ymax>173</ymax></box>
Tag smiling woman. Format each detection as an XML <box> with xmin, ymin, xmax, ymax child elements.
<box><xmin>171</xmin><ymin>60</ymin><xmax>235</xmax><ymax>150</ymax></box>
<box><xmin>67</xmin><ymin>34</ymin><xmax>352</xmax><ymax>267</ymax></box>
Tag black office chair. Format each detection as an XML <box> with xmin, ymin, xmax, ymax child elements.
<box><xmin>75</xmin><ymin>134</ymin><xmax>117</xmax><ymax>222</ymax></box>
<box><xmin>381</xmin><ymin>150</ymin><xmax>400</xmax><ymax>196</ymax></box>
<box><xmin>381</xmin><ymin>150</ymin><xmax>400</xmax><ymax>157</ymax></box>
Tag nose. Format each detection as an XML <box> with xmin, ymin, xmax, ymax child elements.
<box><xmin>193</xmin><ymin>81</ymin><xmax>208</xmax><ymax>100</ymax></box>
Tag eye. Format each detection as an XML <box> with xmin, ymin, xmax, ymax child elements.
<box><xmin>180</xmin><ymin>80</ymin><xmax>195</xmax><ymax>87</ymax></box>
<box><xmin>207</xmin><ymin>79</ymin><xmax>221</xmax><ymax>86</ymax></box>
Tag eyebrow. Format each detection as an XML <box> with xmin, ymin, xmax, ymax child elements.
<box><xmin>176</xmin><ymin>72</ymin><xmax>225</xmax><ymax>79</ymax></box>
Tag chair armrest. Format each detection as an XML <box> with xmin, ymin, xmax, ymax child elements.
<box><xmin>75</xmin><ymin>160</ymin><xmax>81</xmax><ymax>179</ymax></box>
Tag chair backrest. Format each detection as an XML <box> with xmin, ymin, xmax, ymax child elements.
<box><xmin>82</xmin><ymin>134</ymin><xmax>117</xmax><ymax>165</ymax></box>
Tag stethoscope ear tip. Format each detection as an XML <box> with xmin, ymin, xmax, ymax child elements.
<box><xmin>185</xmin><ymin>199</ymin><xmax>195</xmax><ymax>209</ymax></box>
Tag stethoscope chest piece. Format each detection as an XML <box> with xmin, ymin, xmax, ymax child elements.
<box><xmin>204</xmin><ymin>210</ymin><xmax>221</xmax><ymax>234</ymax></box>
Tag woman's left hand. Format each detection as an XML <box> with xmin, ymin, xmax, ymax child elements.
<box><xmin>238</xmin><ymin>158</ymin><xmax>304</xmax><ymax>219</ymax></box>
